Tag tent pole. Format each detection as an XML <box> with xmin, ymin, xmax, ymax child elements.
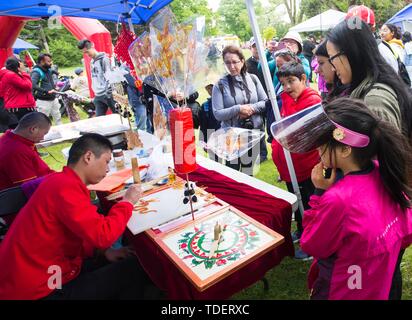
<box><xmin>124</xmin><ymin>1</ymin><xmax>135</xmax><ymax>33</ymax></box>
<box><xmin>245</xmin><ymin>0</ymin><xmax>305</xmax><ymax>216</ymax></box>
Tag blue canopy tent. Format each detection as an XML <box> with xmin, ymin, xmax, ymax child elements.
<box><xmin>0</xmin><ymin>1</ymin><xmax>172</xmax><ymax>25</ymax></box>
<box><xmin>13</xmin><ymin>38</ymin><xmax>38</xmax><ymax>53</ymax></box>
<box><xmin>386</xmin><ymin>4</ymin><xmax>412</xmax><ymax>33</ymax></box>
<box><xmin>0</xmin><ymin>1</ymin><xmax>173</xmax><ymax>84</ymax></box>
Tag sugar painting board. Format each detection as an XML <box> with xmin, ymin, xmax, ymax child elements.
<box><xmin>127</xmin><ymin>183</ymin><xmax>209</xmax><ymax>235</ymax></box>
<box><xmin>156</xmin><ymin>206</ymin><xmax>284</xmax><ymax>291</ymax></box>
<box><xmin>146</xmin><ymin>198</ymin><xmax>230</xmax><ymax>239</ymax></box>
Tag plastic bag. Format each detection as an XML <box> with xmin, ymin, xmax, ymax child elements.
<box><xmin>129</xmin><ymin>7</ymin><xmax>210</xmax><ymax>99</ymax></box>
<box><xmin>128</xmin><ymin>31</ymin><xmax>153</xmax><ymax>80</ymax></box>
<box><xmin>145</xmin><ymin>143</ymin><xmax>169</xmax><ymax>181</ymax></box>
<box><xmin>270</xmin><ymin>103</ymin><xmax>335</xmax><ymax>153</ymax></box>
<box><xmin>201</xmin><ymin>127</ymin><xmax>264</xmax><ymax>161</ymax></box>
<box><xmin>153</xmin><ymin>95</ymin><xmax>169</xmax><ymax>141</ymax></box>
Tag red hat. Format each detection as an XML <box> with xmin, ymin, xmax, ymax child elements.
<box><xmin>346</xmin><ymin>5</ymin><xmax>375</xmax><ymax>28</ymax></box>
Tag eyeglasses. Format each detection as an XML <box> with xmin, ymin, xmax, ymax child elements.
<box><xmin>282</xmin><ymin>39</ymin><xmax>298</xmax><ymax>46</ymax></box>
<box><xmin>224</xmin><ymin>60</ymin><xmax>242</xmax><ymax>66</ymax></box>
<box><xmin>328</xmin><ymin>52</ymin><xmax>344</xmax><ymax>67</ymax></box>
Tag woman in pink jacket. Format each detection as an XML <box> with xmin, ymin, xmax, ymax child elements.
<box><xmin>300</xmin><ymin>98</ymin><xmax>412</xmax><ymax>300</ymax></box>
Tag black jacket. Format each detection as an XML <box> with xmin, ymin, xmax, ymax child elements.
<box><xmin>246</xmin><ymin>56</ymin><xmax>268</xmax><ymax>93</ymax></box>
<box><xmin>31</xmin><ymin>65</ymin><xmax>56</xmax><ymax>101</ymax></box>
<box><xmin>142</xmin><ymin>83</ymin><xmax>199</xmax><ymax>113</ymax></box>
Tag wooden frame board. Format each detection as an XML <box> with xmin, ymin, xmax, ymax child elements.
<box><xmin>154</xmin><ymin>206</ymin><xmax>285</xmax><ymax>291</ymax></box>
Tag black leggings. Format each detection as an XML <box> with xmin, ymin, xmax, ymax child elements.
<box><xmin>44</xmin><ymin>256</ymin><xmax>149</xmax><ymax>300</ymax></box>
<box><xmin>389</xmin><ymin>249</ymin><xmax>405</xmax><ymax>300</ymax></box>
<box><xmin>286</xmin><ymin>178</ymin><xmax>315</xmax><ymax>233</ymax></box>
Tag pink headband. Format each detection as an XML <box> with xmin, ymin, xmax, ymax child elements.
<box><xmin>331</xmin><ymin>121</ymin><xmax>370</xmax><ymax>147</ymax></box>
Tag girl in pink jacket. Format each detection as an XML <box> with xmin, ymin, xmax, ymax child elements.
<box><xmin>300</xmin><ymin>98</ymin><xmax>412</xmax><ymax>300</ymax></box>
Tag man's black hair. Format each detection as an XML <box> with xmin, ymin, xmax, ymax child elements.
<box><xmin>276</xmin><ymin>61</ymin><xmax>305</xmax><ymax>81</ymax></box>
<box><xmin>68</xmin><ymin>133</ymin><xmax>113</xmax><ymax>165</ymax></box>
<box><xmin>77</xmin><ymin>39</ymin><xmax>93</xmax><ymax>50</ymax></box>
<box><xmin>37</xmin><ymin>53</ymin><xmax>52</xmax><ymax>64</ymax></box>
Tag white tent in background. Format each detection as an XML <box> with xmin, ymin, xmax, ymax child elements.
<box><xmin>289</xmin><ymin>9</ymin><xmax>346</xmax><ymax>33</ymax></box>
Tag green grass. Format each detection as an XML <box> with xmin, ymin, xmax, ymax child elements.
<box><xmin>59</xmin><ymin>65</ymin><xmax>82</xmax><ymax>77</ymax></box>
<box><xmin>40</xmin><ymin>106</ymin><xmax>87</xmax><ymax>171</ymax></box>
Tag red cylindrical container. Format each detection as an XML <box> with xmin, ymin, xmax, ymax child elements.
<box><xmin>169</xmin><ymin>108</ymin><xmax>197</xmax><ymax>174</ymax></box>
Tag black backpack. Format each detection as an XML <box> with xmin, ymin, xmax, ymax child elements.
<box><xmin>380</xmin><ymin>40</ymin><xmax>411</xmax><ymax>86</ymax></box>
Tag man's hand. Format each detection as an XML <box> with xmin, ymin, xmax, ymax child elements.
<box><xmin>311</xmin><ymin>162</ymin><xmax>336</xmax><ymax>191</ymax></box>
<box><xmin>104</xmin><ymin>247</ymin><xmax>136</xmax><ymax>263</ymax></box>
<box><xmin>174</xmin><ymin>92</ymin><xmax>185</xmax><ymax>102</ymax></box>
<box><xmin>169</xmin><ymin>91</ymin><xmax>184</xmax><ymax>102</ymax></box>
<box><xmin>122</xmin><ymin>184</ymin><xmax>142</xmax><ymax>205</ymax></box>
<box><xmin>48</xmin><ymin>89</ymin><xmax>57</xmax><ymax>94</ymax></box>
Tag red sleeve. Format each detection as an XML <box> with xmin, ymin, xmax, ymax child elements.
<box><xmin>33</xmin><ymin>151</ymin><xmax>54</xmax><ymax>177</ymax></box>
<box><xmin>300</xmin><ymin>192</ymin><xmax>346</xmax><ymax>259</ymax></box>
<box><xmin>57</xmin><ymin>184</ymin><xmax>133</xmax><ymax>249</ymax></box>
<box><xmin>5</xmin><ymin>72</ymin><xmax>33</xmax><ymax>91</ymax></box>
<box><xmin>8</xmin><ymin>151</ymin><xmax>45</xmax><ymax>186</ymax></box>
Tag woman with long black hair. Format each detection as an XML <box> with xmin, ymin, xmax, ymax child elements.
<box><xmin>313</xmin><ymin>40</ymin><xmax>349</xmax><ymax>102</ymax></box>
<box><xmin>326</xmin><ymin>20</ymin><xmax>412</xmax><ymax>138</ymax></box>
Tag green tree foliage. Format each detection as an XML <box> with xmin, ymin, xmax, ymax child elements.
<box><xmin>170</xmin><ymin>0</ymin><xmax>218</xmax><ymax>36</ymax></box>
<box><xmin>299</xmin><ymin>0</ymin><xmax>409</xmax><ymax>26</ymax></box>
<box><xmin>263</xmin><ymin>26</ymin><xmax>277</xmax><ymax>40</ymax></box>
<box><xmin>282</xmin><ymin>0</ymin><xmax>304</xmax><ymax>25</ymax></box>
<box><xmin>274</xmin><ymin>23</ymin><xmax>291</xmax><ymax>39</ymax></box>
<box><xmin>20</xmin><ymin>20</ymin><xmax>83</xmax><ymax>68</ymax></box>
<box><xmin>217</xmin><ymin>0</ymin><xmax>263</xmax><ymax>41</ymax></box>
<box><xmin>254</xmin><ymin>1</ymin><xmax>292</xmax><ymax>41</ymax></box>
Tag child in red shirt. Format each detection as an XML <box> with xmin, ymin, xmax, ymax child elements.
<box><xmin>271</xmin><ymin>61</ymin><xmax>321</xmax><ymax>259</ymax></box>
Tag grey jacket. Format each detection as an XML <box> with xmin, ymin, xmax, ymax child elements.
<box><xmin>90</xmin><ymin>52</ymin><xmax>112</xmax><ymax>97</ymax></box>
<box><xmin>211</xmin><ymin>73</ymin><xmax>267</xmax><ymax>129</ymax></box>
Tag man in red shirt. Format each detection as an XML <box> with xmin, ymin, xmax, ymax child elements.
<box><xmin>0</xmin><ymin>112</ymin><xmax>53</xmax><ymax>191</ymax></box>
<box><xmin>0</xmin><ymin>133</ymin><xmax>146</xmax><ymax>299</ymax></box>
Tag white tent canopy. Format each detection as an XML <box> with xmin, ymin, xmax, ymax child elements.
<box><xmin>289</xmin><ymin>9</ymin><xmax>346</xmax><ymax>33</ymax></box>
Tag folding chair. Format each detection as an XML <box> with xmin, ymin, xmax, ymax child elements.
<box><xmin>0</xmin><ymin>186</ymin><xmax>28</xmax><ymax>240</ymax></box>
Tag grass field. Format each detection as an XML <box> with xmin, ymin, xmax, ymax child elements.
<box><xmin>41</xmin><ymin>65</ymin><xmax>412</xmax><ymax>300</ymax></box>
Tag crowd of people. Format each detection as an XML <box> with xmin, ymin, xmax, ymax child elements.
<box><xmin>205</xmin><ymin>4</ymin><xmax>412</xmax><ymax>299</ymax></box>
<box><xmin>0</xmin><ymin>4</ymin><xmax>412</xmax><ymax>300</ymax></box>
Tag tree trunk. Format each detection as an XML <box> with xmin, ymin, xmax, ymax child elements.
<box><xmin>39</xmin><ymin>24</ymin><xmax>50</xmax><ymax>53</ymax></box>
<box><xmin>283</xmin><ymin>0</ymin><xmax>293</xmax><ymax>24</ymax></box>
